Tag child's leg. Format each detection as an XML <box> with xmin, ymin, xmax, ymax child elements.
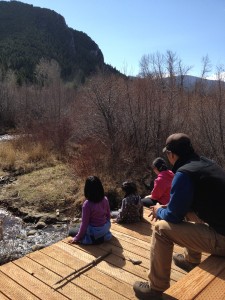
<box><xmin>141</xmin><ymin>197</ymin><xmax>157</xmax><ymax>207</ymax></box>
<box><xmin>68</xmin><ymin>223</ymin><xmax>80</xmax><ymax>237</ymax></box>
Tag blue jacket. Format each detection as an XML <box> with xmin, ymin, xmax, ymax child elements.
<box><xmin>157</xmin><ymin>156</ymin><xmax>225</xmax><ymax>236</ymax></box>
<box><xmin>157</xmin><ymin>171</ymin><xmax>193</xmax><ymax>223</ymax></box>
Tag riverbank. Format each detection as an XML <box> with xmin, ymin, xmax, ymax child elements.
<box><xmin>0</xmin><ymin>138</ymin><xmax>84</xmax><ymax>265</ymax></box>
<box><xmin>0</xmin><ymin>163</ymin><xmax>83</xmax><ymax>223</ymax></box>
<box><xmin>0</xmin><ymin>136</ymin><xmax>85</xmax><ymax>223</ymax></box>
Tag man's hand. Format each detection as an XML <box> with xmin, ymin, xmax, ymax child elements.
<box><xmin>149</xmin><ymin>202</ymin><xmax>162</xmax><ymax>217</ymax></box>
<box><xmin>148</xmin><ymin>203</ymin><xmax>164</xmax><ymax>225</ymax></box>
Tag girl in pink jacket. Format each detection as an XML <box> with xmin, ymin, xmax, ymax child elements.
<box><xmin>142</xmin><ymin>157</ymin><xmax>174</xmax><ymax>207</ymax></box>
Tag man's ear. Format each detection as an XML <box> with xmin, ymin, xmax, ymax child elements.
<box><xmin>171</xmin><ymin>153</ymin><xmax>179</xmax><ymax>162</ymax></box>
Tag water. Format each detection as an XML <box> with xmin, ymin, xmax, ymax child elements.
<box><xmin>0</xmin><ymin>134</ymin><xmax>15</xmax><ymax>141</ymax></box>
<box><xmin>0</xmin><ymin>208</ymin><xmax>69</xmax><ymax>265</ymax></box>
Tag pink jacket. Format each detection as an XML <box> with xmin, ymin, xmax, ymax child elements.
<box><xmin>151</xmin><ymin>170</ymin><xmax>174</xmax><ymax>205</ymax></box>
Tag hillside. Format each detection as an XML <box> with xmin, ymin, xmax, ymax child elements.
<box><xmin>0</xmin><ymin>1</ymin><xmax>118</xmax><ymax>83</ymax></box>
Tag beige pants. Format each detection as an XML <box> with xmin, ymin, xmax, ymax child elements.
<box><xmin>148</xmin><ymin>216</ymin><xmax>225</xmax><ymax>291</ymax></box>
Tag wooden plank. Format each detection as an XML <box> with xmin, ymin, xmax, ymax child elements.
<box><xmin>14</xmin><ymin>256</ymin><xmax>99</xmax><ymax>300</ymax></box>
<box><xmin>107</xmin><ymin>232</ymin><xmax>150</xmax><ymax>258</ymax></box>
<box><xmin>60</xmin><ymin>240</ymin><xmax>147</xmax><ymax>282</ymax></box>
<box><xmin>62</xmin><ymin>241</ymin><xmax>149</xmax><ymax>280</ymax></box>
<box><xmin>108</xmin><ymin>229</ymin><xmax>188</xmax><ymax>278</ymax></box>
<box><xmin>195</xmin><ymin>268</ymin><xmax>225</xmax><ymax>300</ymax></box>
<box><xmin>111</xmin><ymin>223</ymin><xmax>191</xmax><ymax>256</ymax></box>
<box><xmin>39</xmin><ymin>243</ymin><xmax>137</xmax><ymax>299</ymax></box>
<box><xmin>83</xmin><ymin>236</ymin><xmax>187</xmax><ymax>282</ymax></box>
<box><xmin>111</xmin><ymin>222</ymin><xmax>152</xmax><ymax>242</ymax></box>
<box><xmin>48</xmin><ymin>241</ymin><xmax>145</xmax><ymax>284</ymax></box>
<box><xmin>164</xmin><ymin>256</ymin><xmax>225</xmax><ymax>300</ymax></box>
<box><xmin>111</xmin><ymin>227</ymin><xmax>151</xmax><ymax>249</ymax></box>
<box><xmin>0</xmin><ymin>292</ymin><xmax>10</xmax><ymax>300</ymax></box>
<box><xmin>102</xmin><ymin>231</ymin><xmax>186</xmax><ymax>267</ymax></box>
<box><xmin>0</xmin><ymin>271</ymin><xmax>39</xmax><ymax>300</ymax></box>
<box><xmin>109</xmin><ymin>237</ymin><xmax>149</xmax><ymax>262</ymax></box>
<box><xmin>15</xmin><ymin>254</ymin><xmax>123</xmax><ymax>300</ymax></box>
<box><xmin>0</xmin><ymin>262</ymin><xmax>68</xmax><ymax>300</ymax></box>
<box><xmin>63</xmin><ymin>235</ymin><xmax>150</xmax><ymax>266</ymax></box>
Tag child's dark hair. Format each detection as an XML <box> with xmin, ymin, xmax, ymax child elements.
<box><xmin>121</xmin><ymin>181</ymin><xmax>137</xmax><ymax>196</ymax></box>
<box><xmin>84</xmin><ymin>176</ymin><xmax>104</xmax><ymax>203</ymax></box>
<box><xmin>152</xmin><ymin>157</ymin><xmax>168</xmax><ymax>172</ymax></box>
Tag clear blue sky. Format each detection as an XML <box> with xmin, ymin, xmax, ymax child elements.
<box><xmin>5</xmin><ymin>0</ymin><xmax>225</xmax><ymax>77</ymax></box>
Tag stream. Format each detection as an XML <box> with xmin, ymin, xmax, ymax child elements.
<box><xmin>0</xmin><ymin>207</ymin><xmax>69</xmax><ymax>265</ymax></box>
<box><xmin>0</xmin><ymin>134</ymin><xmax>74</xmax><ymax>265</ymax></box>
<box><xmin>0</xmin><ymin>134</ymin><xmax>15</xmax><ymax>141</ymax></box>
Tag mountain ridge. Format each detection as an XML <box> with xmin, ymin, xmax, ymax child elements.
<box><xmin>0</xmin><ymin>0</ymin><xmax>119</xmax><ymax>84</ymax></box>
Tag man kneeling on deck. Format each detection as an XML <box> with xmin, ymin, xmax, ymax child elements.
<box><xmin>133</xmin><ymin>133</ymin><xmax>225</xmax><ymax>300</ymax></box>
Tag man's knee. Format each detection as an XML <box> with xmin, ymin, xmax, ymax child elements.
<box><xmin>152</xmin><ymin>220</ymin><xmax>174</xmax><ymax>249</ymax></box>
<box><xmin>154</xmin><ymin>220</ymin><xmax>171</xmax><ymax>233</ymax></box>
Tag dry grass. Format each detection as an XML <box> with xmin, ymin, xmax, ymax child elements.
<box><xmin>0</xmin><ymin>139</ymin><xmax>55</xmax><ymax>172</ymax></box>
<box><xmin>0</xmin><ymin>142</ymin><xmax>16</xmax><ymax>170</ymax></box>
<box><xmin>24</xmin><ymin>143</ymin><xmax>51</xmax><ymax>162</ymax></box>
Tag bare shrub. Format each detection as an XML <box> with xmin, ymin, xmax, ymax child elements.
<box><xmin>73</xmin><ymin>62</ymin><xmax>193</xmax><ymax>179</ymax></box>
<box><xmin>1</xmin><ymin>52</ymin><xmax>225</xmax><ymax>185</ymax></box>
<box><xmin>17</xmin><ymin>117</ymin><xmax>74</xmax><ymax>160</ymax></box>
<box><xmin>72</xmin><ymin>138</ymin><xmax>110</xmax><ymax>179</ymax></box>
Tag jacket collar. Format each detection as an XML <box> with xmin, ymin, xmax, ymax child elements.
<box><xmin>172</xmin><ymin>154</ymin><xmax>200</xmax><ymax>173</ymax></box>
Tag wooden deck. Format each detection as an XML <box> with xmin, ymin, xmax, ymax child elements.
<box><xmin>0</xmin><ymin>209</ymin><xmax>198</xmax><ymax>300</ymax></box>
<box><xmin>164</xmin><ymin>255</ymin><xmax>225</xmax><ymax>300</ymax></box>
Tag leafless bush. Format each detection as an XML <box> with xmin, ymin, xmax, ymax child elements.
<box><xmin>1</xmin><ymin>54</ymin><xmax>225</xmax><ymax>178</ymax></box>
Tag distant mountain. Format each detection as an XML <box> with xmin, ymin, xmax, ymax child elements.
<box><xmin>0</xmin><ymin>1</ymin><xmax>119</xmax><ymax>84</ymax></box>
<box><xmin>174</xmin><ymin>75</ymin><xmax>225</xmax><ymax>90</ymax></box>
<box><xmin>130</xmin><ymin>74</ymin><xmax>225</xmax><ymax>91</ymax></box>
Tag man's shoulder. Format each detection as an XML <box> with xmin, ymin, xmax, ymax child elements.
<box><xmin>177</xmin><ymin>156</ymin><xmax>225</xmax><ymax>184</ymax></box>
<box><xmin>178</xmin><ymin>156</ymin><xmax>214</xmax><ymax>172</ymax></box>
<box><xmin>173</xmin><ymin>171</ymin><xmax>192</xmax><ymax>182</ymax></box>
